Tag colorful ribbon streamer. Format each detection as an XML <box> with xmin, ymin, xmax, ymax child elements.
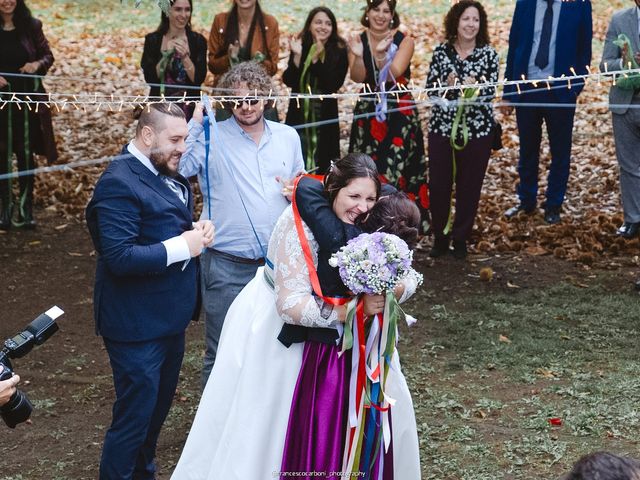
<box><xmin>340</xmin><ymin>290</ymin><xmax>405</xmax><ymax>477</ymax></box>
<box><xmin>374</xmin><ymin>43</ymin><xmax>398</xmax><ymax>122</ymax></box>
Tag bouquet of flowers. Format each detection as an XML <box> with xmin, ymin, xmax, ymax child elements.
<box><xmin>329</xmin><ymin>232</ymin><xmax>422</xmax><ymax>476</ymax></box>
<box><xmin>329</xmin><ymin>231</ymin><xmax>421</xmax><ymax>295</ymax></box>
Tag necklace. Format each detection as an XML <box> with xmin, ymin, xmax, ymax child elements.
<box><xmin>367</xmin><ymin>28</ymin><xmax>391</xmax><ymax>41</ymax></box>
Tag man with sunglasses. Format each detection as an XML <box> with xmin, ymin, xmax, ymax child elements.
<box><xmin>180</xmin><ymin>61</ymin><xmax>304</xmax><ymax>388</ymax></box>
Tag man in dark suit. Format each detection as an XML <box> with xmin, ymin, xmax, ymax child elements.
<box><xmin>86</xmin><ymin>103</ymin><xmax>214</xmax><ymax>480</ymax></box>
<box><xmin>503</xmin><ymin>0</ymin><xmax>592</xmax><ymax>224</ymax></box>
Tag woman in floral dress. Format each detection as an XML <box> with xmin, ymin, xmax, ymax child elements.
<box><xmin>425</xmin><ymin>0</ymin><xmax>499</xmax><ymax>259</ymax></box>
<box><xmin>348</xmin><ymin>0</ymin><xmax>428</xmax><ymax>229</ymax></box>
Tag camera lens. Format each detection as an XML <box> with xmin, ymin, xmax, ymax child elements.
<box><xmin>0</xmin><ymin>389</ymin><xmax>33</xmax><ymax>428</ymax></box>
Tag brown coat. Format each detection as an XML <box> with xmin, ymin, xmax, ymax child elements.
<box><xmin>20</xmin><ymin>18</ymin><xmax>57</xmax><ymax>164</ymax></box>
<box><xmin>207</xmin><ymin>11</ymin><xmax>279</xmax><ymax>83</ymax></box>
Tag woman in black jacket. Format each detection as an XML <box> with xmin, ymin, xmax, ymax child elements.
<box><xmin>0</xmin><ymin>0</ymin><xmax>57</xmax><ymax>229</ymax></box>
<box><xmin>141</xmin><ymin>0</ymin><xmax>206</xmax><ymax>120</ymax></box>
<box><xmin>283</xmin><ymin>7</ymin><xmax>348</xmax><ymax>174</ymax></box>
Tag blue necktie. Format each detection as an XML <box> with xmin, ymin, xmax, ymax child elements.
<box><xmin>535</xmin><ymin>0</ymin><xmax>554</xmax><ymax>70</ymax></box>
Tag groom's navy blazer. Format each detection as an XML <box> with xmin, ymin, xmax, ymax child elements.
<box><xmin>504</xmin><ymin>0</ymin><xmax>592</xmax><ymax>103</ymax></box>
<box><xmin>86</xmin><ymin>146</ymin><xmax>198</xmax><ymax>342</ymax></box>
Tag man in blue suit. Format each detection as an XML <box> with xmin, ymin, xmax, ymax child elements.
<box><xmin>86</xmin><ymin>103</ymin><xmax>214</xmax><ymax>479</ymax></box>
<box><xmin>504</xmin><ymin>0</ymin><xmax>592</xmax><ymax>224</ymax></box>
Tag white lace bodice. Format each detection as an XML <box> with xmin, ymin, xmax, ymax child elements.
<box><xmin>267</xmin><ymin>206</ymin><xmax>340</xmax><ymax>328</ymax></box>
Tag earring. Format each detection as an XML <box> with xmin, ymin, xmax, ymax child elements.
<box><xmin>365</xmin><ymin>15</ymin><xmax>368</xmax><ymax>21</ymax></box>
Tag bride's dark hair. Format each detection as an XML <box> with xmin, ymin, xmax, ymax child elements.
<box><xmin>357</xmin><ymin>192</ymin><xmax>421</xmax><ymax>249</ymax></box>
<box><xmin>323</xmin><ymin>153</ymin><xmax>381</xmax><ymax>204</ymax></box>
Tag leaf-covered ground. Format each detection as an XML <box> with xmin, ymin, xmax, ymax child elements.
<box><xmin>22</xmin><ymin>0</ymin><xmax>639</xmax><ymax>266</ymax></box>
<box><xmin>2</xmin><ymin>2</ymin><xmax>639</xmax><ymax>479</ymax></box>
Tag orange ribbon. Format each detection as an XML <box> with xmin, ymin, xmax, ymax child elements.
<box><xmin>291</xmin><ymin>176</ymin><xmax>350</xmax><ymax>307</ymax></box>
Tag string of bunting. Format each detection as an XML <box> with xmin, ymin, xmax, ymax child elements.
<box><xmin>1</xmin><ymin>66</ymin><xmax>639</xmax><ymax>110</ymax></box>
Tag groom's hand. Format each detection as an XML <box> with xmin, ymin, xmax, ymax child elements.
<box><xmin>194</xmin><ymin>220</ymin><xmax>215</xmax><ymax>248</ymax></box>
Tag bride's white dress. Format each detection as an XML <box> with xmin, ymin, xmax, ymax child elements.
<box><xmin>171</xmin><ymin>206</ymin><xmax>421</xmax><ymax>480</ymax></box>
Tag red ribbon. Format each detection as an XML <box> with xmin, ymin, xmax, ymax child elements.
<box><xmin>291</xmin><ymin>176</ymin><xmax>349</xmax><ymax>307</ymax></box>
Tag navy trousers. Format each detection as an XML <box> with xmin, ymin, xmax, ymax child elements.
<box><xmin>514</xmin><ymin>89</ymin><xmax>576</xmax><ymax>210</ymax></box>
<box><xmin>100</xmin><ymin>333</ymin><xmax>185</xmax><ymax>480</ymax></box>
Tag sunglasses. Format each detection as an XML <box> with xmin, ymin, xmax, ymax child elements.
<box><xmin>231</xmin><ymin>97</ymin><xmax>262</xmax><ymax>108</ymax></box>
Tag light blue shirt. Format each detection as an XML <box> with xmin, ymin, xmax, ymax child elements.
<box><xmin>180</xmin><ymin>116</ymin><xmax>304</xmax><ymax>260</ymax></box>
<box><xmin>527</xmin><ymin>0</ymin><xmax>562</xmax><ymax>80</ymax></box>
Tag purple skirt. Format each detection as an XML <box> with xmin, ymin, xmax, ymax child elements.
<box><xmin>280</xmin><ymin>340</ymin><xmax>393</xmax><ymax>480</ymax></box>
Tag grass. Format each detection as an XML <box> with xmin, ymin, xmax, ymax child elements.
<box><xmin>402</xmin><ymin>279</ymin><xmax>640</xmax><ymax>479</ymax></box>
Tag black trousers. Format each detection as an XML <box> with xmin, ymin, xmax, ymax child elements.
<box><xmin>428</xmin><ymin>132</ymin><xmax>492</xmax><ymax>242</ymax></box>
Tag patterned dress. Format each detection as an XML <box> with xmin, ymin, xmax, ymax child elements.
<box><xmin>349</xmin><ymin>31</ymin><xmax>428</xmax><ymax>227</ymax></box>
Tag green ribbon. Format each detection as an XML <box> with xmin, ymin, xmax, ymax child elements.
<box><xmin>444</xmin><ymin>87</ymin><xmax>479</xmax><ymax>235</ymax></box>
<box><xmin>158</xmin><ymin>47</ymin><xmax>175</xmax><ymax>97</ymax></box>
<box><xmin>3</xmin><ymin>82</ymin><xmax>13</xmax><ymax>220</ymax></box>
<box><xmin>12</xmin><ymin>78</ymin><xmax>39</xmax><ymax>227</ymax></box>
<box><xmin>231</xmin><ymin>51</ymin><xmax>267</xmax><ymax>68</ymax></box>
<box><xmin>299</xmin><ymin>44</ymin><xmax>325</xmax><ymax>171</ymax></box>
<box><xmin>613</xmin><ymin>33</ymin><xmax>640</xmax><ymax>90</ymax></box>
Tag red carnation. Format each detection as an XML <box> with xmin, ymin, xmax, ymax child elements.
<box><xmin>392</xmin><ymin>137</ymin><xmax>403</xmax><ymax>147</ymax></box>
<box><xmin>397</xmin><ymin>176</ymin><xmax>407</xmax><ymax>190</ymax></box>
<box><xmin>370</xmin><ymin>119</ymin><xmax>388</xmax><ymax>142</ymax></box>
<box><xmin>407</xmin><ymin>192</ymin><xmax>416</xmax><ymax>202</ymax></box>
<box><xmin>419</xmin><ymin>184</ymin><xmax>430</xmax><ymax>209</ymax></box>
<box><xmin>357</xmin><ymin>119</ymin><xmax>364</xmax><ymax>128</ymax></box>
<box><xmin>378</xmin><ymin>174</ymin><xmax>389</xmax><ymax>184</ymax></box>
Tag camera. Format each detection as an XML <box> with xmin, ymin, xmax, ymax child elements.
<box><xmin>0</xmin><ymin>306</ymin><xmax>63</xmax><ymax>428</ymax></box>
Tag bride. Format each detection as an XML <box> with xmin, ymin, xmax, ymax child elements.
<box><xmin>172</xmin><ymin>153</ymin><xmax>421</xmax><ymax>479</ymax></box>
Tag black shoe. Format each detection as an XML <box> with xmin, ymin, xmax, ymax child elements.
<box><xmin>505</xmin><ymin>204</ymin><xmax>535</xmax><ymax>219</ymax></box>
<box><xmin>544</xmin><ymin>207</ymin><xmax>561</xmax><ymax>224</ymax></box>
<box><xmin>617</xmin><ymin>222</ymin><xmax>640</xmax><ymax>239</ymax></box>
<box><xmin>429</xmin><ymin>236</ymin><xmax>450</xmax><ymax>258</ymax></box>
<box><xmin>452</xmin><ymin>239</ymin><xmax>467</xmax><ymax>260</ymax></box>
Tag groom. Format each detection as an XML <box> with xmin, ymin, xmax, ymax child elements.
<box><xmin>86</xmin><ymin>103</ymin><xmax>214</xmax><ymax>480</ymax></box>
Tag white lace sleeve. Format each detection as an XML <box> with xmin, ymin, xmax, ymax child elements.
<box><xmin>398</xmin><ymin>269</ymin><xmax>421</xmax><ymax>304</ymax></box>
<box><xmin>269</xmin><ymin>207</ymin><xmax>340</xmax><ymax>328</ymax></box>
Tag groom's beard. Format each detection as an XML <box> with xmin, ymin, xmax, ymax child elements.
<box><xmin>150</xmin><ymin>144</ymin><xmax>181</xmax><ymax>177</ymax></box>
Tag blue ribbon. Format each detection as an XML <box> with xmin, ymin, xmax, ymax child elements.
<box><xmin>202</xmin><ymin>115</ymin><xmax>212</xmax><ymax>221</ymax></box>
<box><xmin>362</xmin><ymin>382</ymin><xmax>380</xmax><ymax>478</ymax></box>
<box><xmin>374</xmin><ymin>43</ymin><xmax>398</xmax><ymax>123</ymax></box>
